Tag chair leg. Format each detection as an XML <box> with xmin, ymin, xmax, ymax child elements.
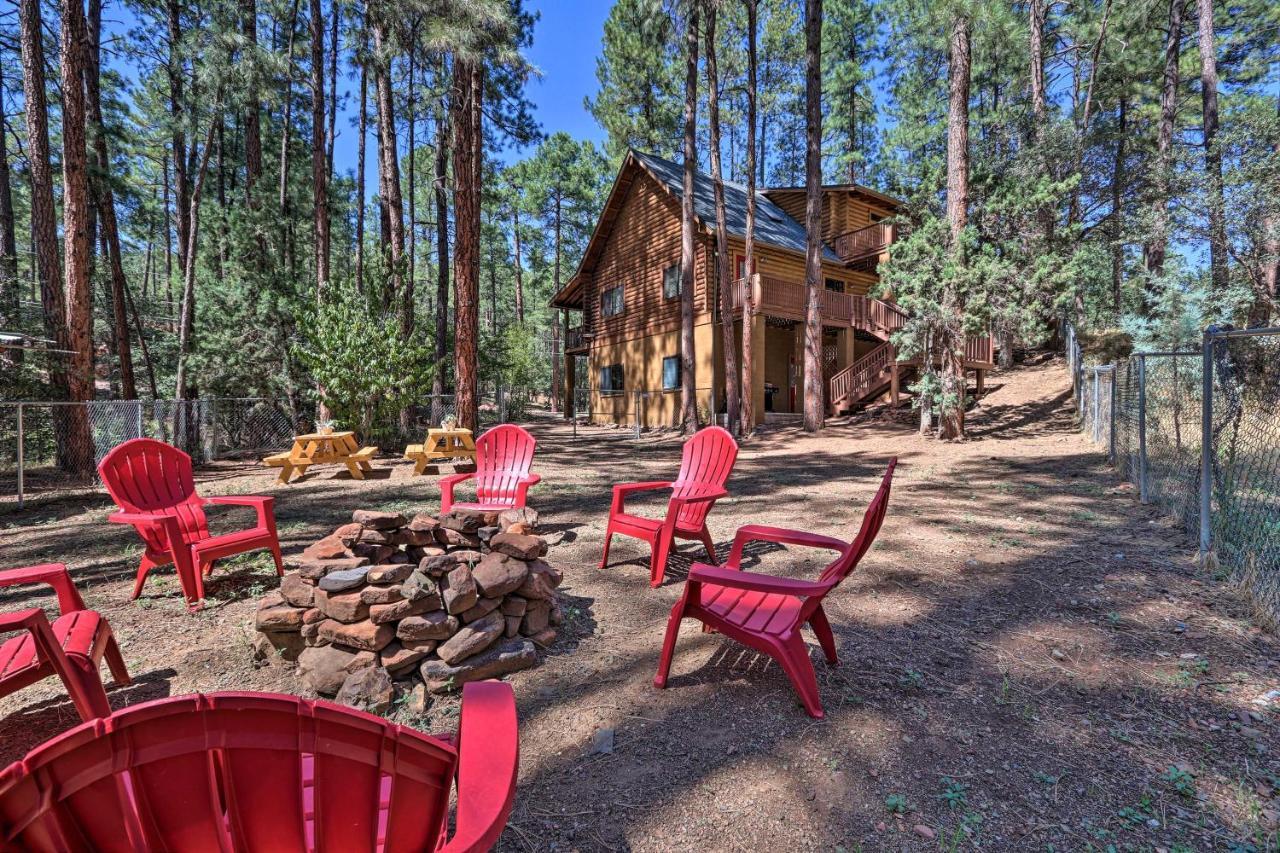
<box><xmin>598</xmin><ymin>524</ymin><xmax>615</xmax><ymax>569</ymax></box>
<box><xmin>269</xmin><ymin>540</ymin><xmax>285</xmax><ymax>577</ymax></box>
<box><xmin>65</xmin><ymin>655</ymin><xmax>112</xmax><ymax>721</ymax></box>
<box><xmin>808</xmin><ymin>606</ymin><xmax>838</xmax><ymax>666</ymax></box>
<box><xmin>775</xmin><ymin>636</ymin><xmax>825</xmax><ymax>719</ymax></box>
<box><xmin>102</xmin><ymin>633</ymin><xmax>132</xmax><ymax>686</ymax></box>
<box><xmin>697</xmin><ymin>526</ymin><xmax>718</xmax><ymax>565</ymax></box>
<box><xmin>131</xmin><ymin>554</ymin><xmax>159</xmax><ymax>600</ymax></box>
<box><xmin>653</xmin><ymin>601</ymin><xmax>687</xmax><ymax>688</ymax></box>
<box><xmin>649</xmin><ymin>534</ymin><xmax>672</xmax><ymax>588</ymax></box>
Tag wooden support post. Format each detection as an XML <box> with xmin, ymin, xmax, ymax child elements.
<box><xmin>890</xmin><ymin>362</ymin><xmax>900</xmax><ymax>407</ymax></box>
<box><xmin>750</xmin><ymin>311</ymin><xmax>766</xmax><ymax>424</ymax></box>
<box><xmin>564</xmin><ymin>353</ymin><xmax>576</xmax><ymax>420</ymax></box>
<box><xmin>975</xmin><ymin>369</ymin><xmax>984</xmax><ymax>396</ymax></box>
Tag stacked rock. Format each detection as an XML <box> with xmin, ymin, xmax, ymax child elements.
<box><xmin>254</xmin><ymin>506</ymin><xmax>562</xmax><ymax>713</ymax></box>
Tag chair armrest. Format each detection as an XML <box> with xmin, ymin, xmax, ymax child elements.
<box><xmin>670</xmin><ymin>487</ymin><xmax>728</xmax><ymax>507</ymax></box>
<box><xmin>726</xmin><ymin>524</ymin><xmax>848</xmax><ymax>568</ymax></box>
<box><xmin>440</xmin><ymin>472</ymin><xmax>477</xmax><ymax>489</ymax></box>
<box><xmin>0</xmin><ymin>608</ymin><xmax>49</xmax><ymax>633</ymax></box>
<box><xmin>108</xmin><ymin>511</ymin><xmax>187</xmax><ymax>553</ymax></box>
<box><xmin>521</xmin><ymin>473</ymin><xmax>542</xmax><ymax>487</ymax></box>
<box><xmin>688</xmin><ymin>563</ymin><xmax>830</xmax><ymax>597</ymax></box>
<box><xmin>610</xmin><ymin>481</ymin><xmax>672</xmax><ymax>514</ymax></box>
<box><xmin>443</xmin><ymin>681</ymin><xmax>519</xmax><ymax>853</ymax></box>
<box><xmin>0</xmin><ymin>564</ymin><xmax>87</xmax><ymax>614</ymax></box>
<box><xmin>207</xmin><ymin>495</ymin><xmax>275</xmax><ymax>527</ymax></box>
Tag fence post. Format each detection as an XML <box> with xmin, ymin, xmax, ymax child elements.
<box><xmin>16</xmin><ymin>403</ymin><xmax>24</xmax><ymax>509</ymax></box>
<box><xmin>1199</xmin><ymin>330</ymin><xmax>1214</xmax><ymax>562</ymax></box>
<box><xmin>1092</xmin><ymin>368</ymin><xmax>1100</xmax><ymax>442</ymax></box>
<box><xmin>134</xmin><ymin>400</ymin><xmax>143</xmax><ymax>440</ymax></box>
<box><xmin>1137</xmin><ymin>354</ymin><xmax>1149</xmax><ymax>503</ymax></box>
<box><xmin>206</xmin><ymin>398</ymin><xmax>219</xmax><ymax>462</ymax></box>
<box><xmin>1108</xmin><ymin>365</ymin><xmax>1116</xmax><ymax>463</ymax></box>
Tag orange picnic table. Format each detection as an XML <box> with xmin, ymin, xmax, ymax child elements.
<box><xmin>263</xmin><ymin>430</ymin><xmax>379</xmax><ymax>484</ymax></box>
<box><xmin>403</xmin><ymin>427</ymin><xmax>477</xmax><ymax>475</ymax></box>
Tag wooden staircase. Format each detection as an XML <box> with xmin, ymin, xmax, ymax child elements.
<box><xmin>828</xmin><ymin>341</ymin><xmax>896</xmax><ymax>414</ymax></box>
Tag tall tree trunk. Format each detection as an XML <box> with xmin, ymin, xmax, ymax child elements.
<box><xmin>326</xmin><ymin>0</ymin><xmax>338</xmax><ymax>180</ymax></box>
<box><xmin>1029</xmin><ymin>0</ymin><xmax>1046</xmax><ymax>133</ymax></box>
<box><xmin>20</xmin><ymin>0</ymin><xmax>82</xmax><ymax>466</ymax></box>
<box><xmin>801</xmin><ymin>0</ymin><xmax>824</xmax><ymax>433</ymax></box>
<box><xmin>242</xmin><ymin>0</ymin><xmax>262</xmax><ymax>199</ymax></box>
<box><xmin>162</xmin><ymin>156</ymin><xmax>174</xmax><ymax>318</ymax></box>
<box><xmin>550</xmin><ymin>190</ymin><xmax>562</xmax><ymax>412</ymax></box>
<box><xmin>940</xmin><ymin>11</ymin><xmax>971</xmax><ymax>441</ymax></box>
<box><xmin>59</xmin><ymin>0</ymin><xmax>97</xmax><ymax>472</ymax></box>
<box><xmin>355</xmin><ymin>18</ymin><xmax>369</xmax><ymax>293</ymax></box>
<box><xmin>0</xmin><ymin>61</ymin><xmax>18</xmax><ymax>330</ymax></box>
<box><xmin>167</xmin><ymin>0</ymin><xmax>191</xmax><ymax>290</ymax></box>
<box><xmin>1197</xmin><ymin>0</ymin><xmax>1227</xmax><ymax>294</ymax></box>
<box><xmin>705</xmin><ymin>4</ymin><xmax>739</xmax><ymax>433</ymax></box>
<box><xmin>452</xmin><ymin>58</ymin><xmax>482</xmax><ymax>432</ymax></box>
<box><xmin>431</xmin><ymin>95</ymin><xmax>450</xmax><ymax>421</ymax></box>
<box><xmin>1145</xmin><ymin>0</ymin><xmax>1181</xmax><ymax>285</ymax></box>
<box><xmin>511</xmin><ymin>183</ymin><xmax>524</xmax><ymax>323</ymax></box>
<box><xmin>310</xmin><ymin>0</ymin><xmax>329</xmax><ymax>291</ymax></box>
<box><xmin>739</xmin><ymin>0</ymin><xmax>758</xmax><ymax>437</ymax></box>
<box><xmin>86</xmin><ymin>0</ymin><xmax>136</xmax><ymax>398</ymax></box>
<box><xmin>278</xmin><ymin>0</ymin><xmax>300</xmax><ymax>214</ymax></box>
<box><xmin>679</xmin><ymin>1</ymin><xmax>699</xmax><ymax>432</ymax></box>
<box><xmin>406</xmin><ymin>32</ymin><xmax>417</xmax><ymax>334</ymax></box>
<box><xmin>174</xmin><ymin>115</ymin><xmax>220</xmax><ymax>402</ymax></box>
<box><xmin>371</xmin><ymin>14</ymin><xmax>405</xmax><ymax>313</ymax></box>
<box><xmin>1110</xmin><ymin>94</ymin><xmax>1127</xmax><ymax>314</ymax></box>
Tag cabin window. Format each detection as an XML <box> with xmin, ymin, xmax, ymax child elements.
<box><xmin>824</xmin><ymin>278</ymin><xmax>845</xmax><ymax>293</ymax></box>
<box><xmin>662</xmin><ymin>263</ymin><xmax>682</xmax><ymax>299</ymax></box>
<box><xmin>601</xmin><ymin>284</ymin><xmax>624</xmax><ymax>317</ymax></box>
<box><xmin>662</xmin><ymin>356</ymin><xmax>681</xmax><ymax>391</ymax></box>
<box><xmin>599</xmin><ymin>363</ymin><xmax>624</xmax><ymax>395</ymax></box>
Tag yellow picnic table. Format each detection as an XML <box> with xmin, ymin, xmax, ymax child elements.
<box><xmin>263</xmin><ymin>430</ymin><xmax>379</xmax><ymax>484</ymax></box>
<box><xmin>403</xmin><ymin>428</ymin><xmax>477</xmax><ymax>475</ymax></box>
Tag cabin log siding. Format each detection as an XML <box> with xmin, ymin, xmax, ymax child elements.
<box><xmin>763</xmin><ymin>189</ymin><xmax>895</xmax><ymax>246</ymax></box>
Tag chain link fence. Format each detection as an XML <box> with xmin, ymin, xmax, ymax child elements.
<box><xmin>1069</xmin><ymin>325</ymin><xmax>1280</xmax><ymax>626</ymax></box>
<box><xmin>0</xmin><ymin>393</ymin><xmax>516</xmax><ymax>508</ymax></box>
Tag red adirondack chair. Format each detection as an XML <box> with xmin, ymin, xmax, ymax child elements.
<box><xmin>0</xmin><ymin>681</ymin><xmax>519</xmax><ymax>851</ymax></box>
<box><xmin>654</xmin><ymin>459</ymin><xmax>896</xmax><ymax>718</ymax></box>
<box><xmin>0</xmin><ymin>563</ymin><xmax>130</xmax><ymax>722</ymax></box>
<box><xmin>98</xmin><ymin>438</ymin><xmax>284</xmax><ymax>608</ymax></box>
<box><xmin>440</xmin><ymin>424</ymin><xmax>541</xmax><ymax>514</ymax></box>
<box><xmin>600</xmin><ymin>425</ymin><xmax>739</xmax><ymax>587</ymax></box>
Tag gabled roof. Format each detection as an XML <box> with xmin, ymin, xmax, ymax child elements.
<box><xmin>552</xmin><ymin>150</ymin><xmax>841</xmax><ymax>309</ymax></box>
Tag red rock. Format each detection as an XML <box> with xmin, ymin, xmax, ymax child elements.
<box><xmin>407</xmin><ymin>513</ymin><xmax>441</xmax><ymax>533</ymax></box>
<box><xmin>253</xmin><ymin>630</ymin><xmax>306</xmax><ymax>663</ymax></box>
<box><xmin>367</xmin><ymin>564</ymin><xmax>413</xmax><ymax>584</ymax></box>
<box><xmin>420</xmin><ymin>639</ymin><xmax>537</xmax><ymax>693</ymax></box>
<box><xmin>393</xmin><ymin>528</ymin><xmax>438</xmax><ymax>547</ymax></box>
<box><xmin>291</xmin><ymin>556</ymin><xmax>369</xmax><ymax>580</ymax></box>
<box><xmin>528</xmin><ymin>628</ymin><xmax>557</xmax><ymax>647</ymax></box>
<box><xmin>352</xmin><ymin>509</ymin><xmax>407</xmax><ymax>529</ymax></box>
<box><xmin>333</xmin><ymin>522</ymin><xmax>364</xmax><ymax>545</ymax></box>
<box><xmin>335</xmin><ymin>666</ymin><xmax>395</xmax><ymax>714</ymax></box>
<box><xmin>497</xmin><ymin>507</ymin><xmax>539</xmax><ymax>530</ymax></box>
<box><xmin>256</xmin><ymin>603</ymin><xmax>305</xmax><ymax>631</ymax></box>
<box><xmin>302</xmin><ymin>607</ymin><xmax>326</xmax><ymax>625</ymax></box>
<box><xmin>514</xmin><ymin>564</ymin><xmax>559</xmax><ymax>601</ymax></box>
<box><xmin>369</xmin><ymin>595</ymin><xmax>441</xmax><ymax>624</ymax></box>
<box><xmin>436</xmin><ymin>612</ymin><xmax>504</xmax><ymax>665</ymax></box>
<box><xmin>378</xmin><ymin>641</ymin><xmax>433</xmax><ymax>674</ymax></box>
<box><xmin>471</xmin><ymin>552</ymin><xmax>530</xmax><ymax>598</ymax></box>
<box><xmin>360</xmin><ymin>585</ymin><xmax>404</xmax><ymax>605</ymax></box>
<box><xmin>297</xmin><ymin>644</ymin><xmax>360</xmax><ymax>695</ymax></box>
<box><xmin>318</xmin><ymin>619</ymin><xmax>394</xmax><ymax>652</ymax></box>
<box><xmin>303</xmin><ymin>535</ymin><xmax>350</xmax><ymax>561</ymax></box>
<box><xmin>314</xmin><ymin>588</ymin><xmax>370</xmax><ymax>623</ymax></box>
<box><xmin>351</xmin><ymin>543</ymin><xmax>398</xmax><ymax>563</ymax></box>
<box><xmin>504</xmin><ymin>615</ymin><xmax>521</xmax><ymax>638</ymax></box>
<box><xmin>396</xmin><ymin>611</ymin><xmax>458</xmax><ymax>641</ymax></box>
<box><xmin>279</xmin><ymin>573</ymin><xmax>315</xmax><ymax>608</ymax></box>
<box><xmin>442</xmin><ymin>565</ymin><xmax>479</xmax><ymax>615</ymax></box>
<box><xmin>439</xmin><ymin>509</ymin><xmax>487</xmax><ymax>533</ymax></box>
<box><xmin>459</xmin><ymin>596</ymin><xmax>502</xmax><ymax>623</ymax></box>
<box><xmin>520</xmin><ymin>599</ymin><xmax>551</xmax><ymax>636</ymax></box>
<box><xmin>436</xmin><ymin>528</ymin><xmax>482</xmax><ymax>548</ymax></box>
<box><xmin>489</xmin><ymin>532</ymin><xmax>547</xmax><ymax>560</ymax></box>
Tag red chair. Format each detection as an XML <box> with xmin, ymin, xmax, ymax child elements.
<box><xmin>0</xmin><ymin>681</ymin><xmax>519</xmax><ymax>851</ymax></box>
<box><xmin>600</xmin><ymin>426</ymin><xmax>739</xmax><ymax>587</ymax></box>
<box><xmin>440</xmin><ymin>424</ymin><xmax>541</xmax><ymax>514</ymax></box>
<box><xmin>98</xmin><ymin>438</ymin><xmax>284</xmax><ymax>608</ymax></box>
<box><xmin>654</xmin><ymin>460</ymin><xmax>896</xmax><ymax>718</ymax></box>
<box><xmin>0</xmin><ymin>563</ymin><xmax>130</xmax><ymax>722</ymax></box>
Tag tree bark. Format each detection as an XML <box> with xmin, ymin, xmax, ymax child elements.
<box><xmin>167</xmin><ymin>0</ymin><xmax>191</xmax><ymax>290</ymax></box>
<box><xmin>174</xmin><ymin>115</ymin><xmax>220</xmax><ymax>402</ymax></box>
<box><xmin>1110</xmin><ymin>94</ymin><xmax>1126</xmax><ymax>313</ymax></box>
<box><xmin>242</xmin><ymin>0</ymin><xmax>262</xmax><ymax>199</ymax></box>
<box><xmin>278</xmin><ymin>0</ymin><xmax>300</xmax><ymax>214</ymax></box>
<box><xmin>1197</xmin><ymin>0</ymin><xmax>1228</xmax><ymax>294</ymax></box>
<box><xmin>940</xmin><ymin>11</ymin><xmax>971</xmax><ymax>441</ymax></box>
<box><xmin>86</xmin><ymin>0</ymin><xmax>136</xmax><ymax>398</ymax></box>
<box><xmin>452</xmin><ymin>58</ymin><xmax>482</xmax><ymax>432</ymax></box>
<box><xmin>431</xmin><ymin>91</ymin><xmax>450</xmax><ymax>422</ymax></box>
<box><xmin>406</xmin><ymin>29</ymin><xmax>417</xmax><ymax>334</ymax></box>
<box><xmin>58</xmin><ymin>0</ymin><xmax>98</xmax><ymax>472</ymax></box>
<box><xmin>801</xmin><ymin>0</ymin><xmax>824</xmax><ymax>433</ymax></box>
<box><xmin>326</xmin><ymin>0</ymin><xmax>338</xmax><ymax>180</ymax></box>
<box><xmin>0</xmin><ymin>61</ymin><xmax>18</xmax><ymax>330</ymax></box>
<box><xmin>20</xmin><ymin>0</ymin><xmax>78</xmax><ymax>446</ymax></box>
<box><xmin>310</xmin><ymin>0</ymin><xmax>329</xmax><ymax>291</ymax></box>
<box><xmin>511</xmin><ymin>179</ymin><xmax>524</xmax><ymax>323</ymax></box>
<box><xmin>1145</xmin><ymin>0</ymin><xmax>1181</xmax><ymax>284</ymax></box>
<box><xmin>371</xmin><ymin>13</ymin><xmax>405</xmax><ymax>314</ymax></box>
<box><xmin>1029</xmin><ymin>0</ymin><xmax>1046</xmax><ymax>133</ymax></box>
<box><xmin>355</xmin><ymin>15</ymin><xmax>369</xmax><ymax>293</ymax></box>
<box><xmin>739</xmin><ymin>0</ymin><xmax>758</xmax><ymax>436</ymax></box>
<box><xmin>550</xmin><ymin>189</ymin><xmax>562</xmax><ymax>412</ymax></box>
<box><xmin>679</xmin><ymin>1</ymin><xmax>699</xmax><ymax>432</ymax></box>
<box><xmin>705</xmin><ymin>4</ymin><xmax>739</xmax><ymax>433</ymax></box>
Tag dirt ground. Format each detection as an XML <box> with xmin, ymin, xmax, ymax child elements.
<box><xmin>2</xmin><ymin>354</ymin><xmax>1278</xmax><ymax>852</ymax></box>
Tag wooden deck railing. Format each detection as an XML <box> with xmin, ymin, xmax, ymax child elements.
<box><xmin>565</xmin><ymin>327</ymin><xmax>589</xmax><ymax>351</ymax></box>
<box><xmin>849</xmin><ymin>294</ymin><xmax>909</xmax><ymax>335</ymax></box>
<box><xmin>831</xmin><ymin>222</ymin><xmax>896</xmax><ymax>263</ymax></box>
<box><xmin>829</xmin><ymin>341</ymin><xmax>893</xmax><ymax>408</ymax></box>
<box><xmin>733</xmin><ymin>276</ymin><xmax>907</xmax><ymax>333</ymax></box>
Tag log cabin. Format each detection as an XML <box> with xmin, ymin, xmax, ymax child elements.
<box><xmin>551</xmin><ymin>150</ymin><xmax>994</xmax><ymax>428</ymax></box>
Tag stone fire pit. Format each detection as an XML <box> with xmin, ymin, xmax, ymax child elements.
<box><xmin>253</xmin><ymin>506</ymin><xmax>563</xmax><ymax>713</ymax></box>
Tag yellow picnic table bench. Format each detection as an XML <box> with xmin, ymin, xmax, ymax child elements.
<box><xmin>263</xmin><ymin>430</ymin><xmax>379</xmax><ymax>484</ymax></box>
<box><xmin>403</xmin><ymin>427</ymin><xmax>477</xmax><ymax>475</ymax></box>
